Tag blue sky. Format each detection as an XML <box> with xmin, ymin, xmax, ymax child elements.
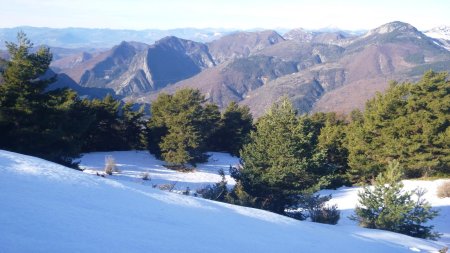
<box><xmin>0</xmin><ymin>0</ymin><xmax>449</xmax><ymax>30</ymax></box>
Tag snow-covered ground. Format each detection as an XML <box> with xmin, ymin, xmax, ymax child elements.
<box><xmin>320</xmin><ymin>180</ymin><xmax>450</xmax><ymax>246</ymax></box>
<box><xmin>1</xmin><ymin>149</ymin><xmax>449</xmax><ymax>252</ymax></box>
<box><xmin>79</xmin><ymin>151</ymin><xmax>239</xmax><ymax>193</ymax></box>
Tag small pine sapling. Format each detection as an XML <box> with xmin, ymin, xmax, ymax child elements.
<box><xmin>351</xmin><ymin>160</ymin><xmax>440</xmax><ymax>240</ymax></box>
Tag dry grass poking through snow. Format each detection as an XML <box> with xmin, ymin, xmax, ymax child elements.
<box><xmin>437</xmin><ymin>182</ymin><xmax>450</xmax><ymax>198</ymax></box>
<box><xmin>104</xmin><ymin>155</ymin><xmax>118</xmax><ymax>175</ymax></box>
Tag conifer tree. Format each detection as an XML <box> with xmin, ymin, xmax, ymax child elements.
<box><xmin>0</xmin><ymin>32</ymin><xmax>53</xmax><ymax>151</ymax></box>
<box><xmin>159</xmin><ymin>89</ymin><xmax>206</xmax><ymax>166</ymax></box>
<box><xmin>120</xmin><ymin>102</ymin><xmax>145</xmax><ymax>150</ymax></box>
<box><xmin>238</xmin><ymin>98</ymin><xmax>323</xmax><ymax>214</ymax></box>
<box><xmin>147</xmin><ymin>89</ymin><xmax>220</xmax><ymax>167</ymax></box>
<box><xmin>352</xmin><ymin>160</ymin><xmax>440</xmax><ymax>240</ymax></box>
<box><xmin>210</xmin><ymin>101</ymin><xmax>253</xmax><ymax>156</ymax></box>
<box><xmin>81</xmin><ymin>94</ymin><xmax>123</xmax><ymax>152</ymax></box>
<box><xmin>146</xmin><ymin>93</ymin><xmax>171</xmax><ymax>158</ymax></box>
<box><xmin>347</xmin><ymin>72</ymin><xmax>449</xmax><ymax>182</ymax></box>
<box><xmin>200</xmin><ymin>103</ymin><xmax>221</xmax><ymax>150</ymax></box>
<box><xmin>403</xmin><ymin>71</ymin><xmax>450</xmax><ymax>176</ymax></box>
<box><xmin>0</xmin><ymin>32</ymin><xmax>91</xmax><ymax>166</ymax></box>
<box><xmin>317</xmin><ymin>114</ymin><xmax>350</xmax><ymax>188</ymax></box>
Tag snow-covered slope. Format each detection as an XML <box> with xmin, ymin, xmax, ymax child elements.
<box><xmin>79</xmin><ymin>151</ymin><xmax>239</xmax><ymax>192</ymax></box>
<box><xmin>79</xmin><ymin>151</ymin><xmax>450</xmax><ymax>247</ymax></box>
<box><xmin>81</xmin><ymin>151</ymin><xmax>450</xmax><ymax>247</ymax></box>
<box><xmin>425</xmin><ymin>26</ymin><xmax>450</xmax><ymax>40</ymax></box>
<box><xmin>0</xmin><ymin>149</ymin><xmax>448</xmax><ymax>252</ymax></box>
<box><xmin>424</xmin><ymin>26</ymin><xmax>450</xmax><ymax>51</ymax></box>
<box><xmin>321</xmin><ymin>180</ymin><xmax>450</xmax><ymax>246</ymax></box>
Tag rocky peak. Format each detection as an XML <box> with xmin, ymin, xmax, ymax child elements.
<box><xmin>156</xmin><ymin>36</ymin><xmax>183</xmax><ymax>46</ymax></box>
<box><xmin>346</xmin><ymin>21</ymin><xmax>431</xmax><ymax>51</ymax></box>
<box><xmin>152</xmin><ymin>36</ymin><xmax>214</xmax><ymax>69</ymax></box>
<box><xmin>207</xmin><ymin>30</ymin><xmax>284</xmax><ymax>64</ymax></box>
<box><xmin>155</xmin><ymin>36</ymin><xmax>207</xmax><ymax>54</ymax></box>
<box><xmin>364</xmin><ymin>21</ymin><xmax>419</xmax><ymax>37</ymax></box>
<box><xmin>283</xmin><ymin>28</ymin><xmax>314</xmax><ymax>42</ymax></box>
<box><xmin>110</xmin><ymin>41</ymin><xmax>137</xmax><ymax>59</ymax></box>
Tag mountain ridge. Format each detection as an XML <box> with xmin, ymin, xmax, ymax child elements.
<box><xmin>3</xmin><ymin>21</ymin><xmax>449</xmax><ymax>116</ymax></box>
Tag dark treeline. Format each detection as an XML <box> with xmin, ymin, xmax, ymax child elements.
<box><xmin>0</xmin><ymin>34</ymin><xmax>448</xmax><ymax>226</ymax></box>
<box><xmin>0</xmin><ymin>33</ymin><xmax>145</xmax><ymax>167</ymax></box>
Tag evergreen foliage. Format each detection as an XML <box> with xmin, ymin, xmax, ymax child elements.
<box><xmin>303</xmin><ymin>112</ymin><xmax>351</xmax><ymax>188</ymax></box>
<box><xmin>209</xmin><ymin>102</ymin><xmax>253</xmax><ymax>156</ymax></box>
<box><xmin>0</xmin><ymin>32</ymin><xmax>91</xmax><ymax>166</ymax></box>
<box><xmin>226</xmin><ymin>182</ymin><xmax>258</xmax><ymax>207</ymax></box>
<box><xmin>347</xmin><ymin>71</ymin><xmax>450</xmax><ymax>183</ymax></box>
<box><xmin>81</xmin><ymin>94</ymin><xmax>123</xmax><ymax>152</ymax></box>
<box><xmin>146</xmin><ymin>89</ymin><xmax>220</xmax><ymax>167</ymax></box>
<box><xmin>0</xmin><ymin>33</ymin><xmax>146</xmax><ymax>165</ymax></box>
<box><xmin>352</xmin><ymin>160</ymin><xmax>440</xmax><ymax>240</ymax></box>
<box><xmin>317</xmin><ymin>114</ymin><xmax>350</xmax><ymax>188</ymax></box>
<box><xmin>296</xmin><ymin>194</ymin><xmax>340</xmax><ymax>224</ymax></box>
<box><xmin>120</xmin><ymin>102</ymin><xmax>146</xmax><ymax>150</ymax></box>
<box><xmin>199</xmin><ymin>169</ymin><xmax>229</xmax><ymax>201</ymax></box>
<box><xmin>81</xmin><ymin>96</ymin><xmax>145</xmax><ymax>152</ymax></box>
<box><xmin>146</xmin><ymin>93</ymin><xmax>171</xmax><ymax>158</ymax></box>
<box><xmin>237</xmin><ymin>98</ymin><xmax>324</xmax><ymax>214</ymax></box>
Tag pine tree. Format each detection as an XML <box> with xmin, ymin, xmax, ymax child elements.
<box><xmin>147</xmin><ymin>89</ymin><xmax>220</xmax><ymax>167</ymax></box>
<box><xmin>160</xmin><ymin>89</ymin><xmax>206</xmax><ymax>166</ymax></box>
<box><xmin>210</xmin><ymin>101</ymin><xmax>253</xmax><ymax>156</ymax></box>
<box><xmin>347</xmin><ymin>72</ymin><xmax>450</xmax><ymax>182</ymax></box>
<box><xmin>402</xmin><ymin>71</ymin><xmax>450</xmax><ymax>176</ymax></box>
<box><xmin>200</xmin><ymin>103</ymin><xmax>221</xmax><ymax>151</ymax></box>
<box><xmin>352</xmin><ymin>160</ymin><xmax>440</xmax><ymax>240</ymax></box>
<box><xmin>81</xmin><ymin>94</ymin><xmax>123</xmax><ymax>152</ymax></box>
<box><xmin>317</xmin><ymin>114</ymin><xmax>350</xmax><ymax>188</ymax></box>
<box><xmin>146</xmin><ymin>93</ymin><xmax>171</xmax><ymax>158</ymax></box>
<box><xmin>238</xmin><ymin>98</ymin><xmax>323</xmax><ymax>214</ymax></box>
<box><xmin>0</xmin><ymin>32</ymin><xmax>53</xmax><ymax>151</ymax></box>
<box><xmin>38</xmin><ymin>89</ymin><xmax>94</xmax><ymax>165</ymax></box>
<box><xmin>0</xmin><ymin>32</ymin><xmax>91</xmax><ymax>166</ymax></box>
<box><xmin>120</xmin><ymin>102</ymin><xmax>145</xmax><ymax>150</ymax></box>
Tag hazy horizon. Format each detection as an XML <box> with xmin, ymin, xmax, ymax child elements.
<box><xmin>1</xmin><ymin>0</ymin><xmax>449</xmax><ymax>31</ymax></box>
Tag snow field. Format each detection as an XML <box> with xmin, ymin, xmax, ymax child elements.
<box><xmin>0</xmin><ymin>150</ymin><xmax>448</xmax><ymax>252</ymax></box>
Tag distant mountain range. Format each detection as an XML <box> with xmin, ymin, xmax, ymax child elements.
<box><xmin>0</xmin><ymin>27</ymin><xmax>235</xmax><ymax>49</ymax></box>
<box><xmin>1</xmin><ymin>22</ymin><xmax>449</xmax><ymax>116</ymax></box>
<box><xmin>424</xmin><ymin>26</ymin><xmax>450</xmax><ymax>50</ymax></box>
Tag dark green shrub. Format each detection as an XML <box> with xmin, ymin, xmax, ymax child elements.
<box><xmin>296</xmin><ymin>194</ymin><xmax>340</xmax><ymax>225</ymax></box>
<box><xmin>199</xmin><ymin>169</ymin><xmax>228</xmax><ymax>201</ymax></box>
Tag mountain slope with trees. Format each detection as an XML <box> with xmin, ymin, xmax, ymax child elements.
<box><xmin>5</xmin><ymin>22</ymin><xmax>449</xmax><ymax>117</ymax></box>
